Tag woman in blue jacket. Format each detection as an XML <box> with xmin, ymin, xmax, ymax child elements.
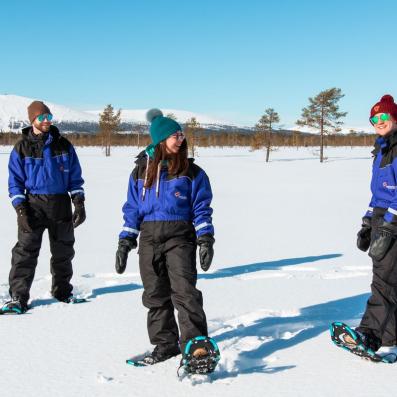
<box><xmin>354</xmin><ymin>95</ymin><xmax>397</xmax><ymax>351</ymax></box>
<box><xmin>116</xmin><ymin>109</ymin><xmax>215</xmax><ymax>366</ymax></box>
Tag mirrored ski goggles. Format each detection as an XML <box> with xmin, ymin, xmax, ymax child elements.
<box><xmin>36</xmin><ymin>113</ymin><xmax>53</xmax><ymax>122</ymax></box>
<box><xmin>370</xmin><ymin>113</ymin><xmax>391</xmax><ymax>125</ymax></box>
<box><xmin>170</xmin><ymin>131</ymin><xmax>185</xmax><ymax>141</ymax></box>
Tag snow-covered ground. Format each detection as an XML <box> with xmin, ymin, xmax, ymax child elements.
<box><xmin>0</xmin><ymin>145</ymin><xmax>394</xmax><ymax>397</ymax></box>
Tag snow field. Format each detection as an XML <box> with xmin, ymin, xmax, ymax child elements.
<box><xmin>0</xmin><ymin>146</ymin><xmax>395</xmax><ymax>397</ymax></box>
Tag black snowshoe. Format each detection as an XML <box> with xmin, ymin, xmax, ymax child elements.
<box><xmin>178</xmin><ymin>336</ymin><xmax>220</xmax><ymax>376</ymax></box>
<box><xmin>330</xmin><ymin>322</ymin><xmax>397</xmax><ymax>364</ymax></box>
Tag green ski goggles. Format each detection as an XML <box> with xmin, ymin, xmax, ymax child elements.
<box><xmin>370</xmin><ymin>113</ymin><xmax>391</xmax><ymax>125</ymax></box>
<box><xmin>36</xmin><ymin>113</ymin><xmax>53</xmax><ymax>122</ymax></box>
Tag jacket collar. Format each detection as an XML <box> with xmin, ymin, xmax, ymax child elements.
<box><xmin>372</xmin><ymin>130</ymin><xmax>397</xmax><ymax>155</ymax></box>
<box><xmin>22</xmin><ymin>125</ymin><xmax>60</xmax><ymax>145</ymax></box>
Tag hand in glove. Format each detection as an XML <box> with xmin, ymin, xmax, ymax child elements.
<box><xmin>197</xmin><ymin>234</ymin><xmax>215</xmax><ymax>272</ymax></box>
<box><xmin>15</xmin><ymin>203</ymin><xmax>32</xmax><ymax>233</ymax></box>
<box><xmin>357</xmin><ymin>217</ymin><xmax>372</xmax><ymax>252</ymax></box>
<box><xmin>115</xmin><ymin>237</ymin><xmax>137</xmax><ymax>274</ymax></box>
<box><xmin>72</xmin><ymin>195</ymin><xmax>86</xmax><ymax>228</ymax></box>
<box><xmin>368</xmin><ymin>221</ymin><xmax>397</xmax><ymax>261</ymax></box>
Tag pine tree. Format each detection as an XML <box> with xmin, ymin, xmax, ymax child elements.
<box><xmin>184</xmin><ymin>117</ymin><xmax>200</xmax><ymax>157</ymax></box>
<box><xmin>166</xmin><ymin>112</ymin><xmax>177</xmax><ymax>120</ymax></box>
<box><xmin>255</xmin><ymin>108</ymin><xmax>280</xmax><ymax>162</ymax></box>
<box><xmin>99</xmin><ymin>104</ymin><xmax>121</xmax><ymax>156</ymax></box>
<box><xmin>296</xmin><ymin>88</ymin><xmax>347</xmax><ymax>162</ymax></box>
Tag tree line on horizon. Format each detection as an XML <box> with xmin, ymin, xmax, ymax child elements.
<box><xmin>0</xmin><ymin>88</ymin><xmax>377</xmax><ymax>161</ymax></box>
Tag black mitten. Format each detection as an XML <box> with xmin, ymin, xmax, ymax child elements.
<box><xmin>115</xmin><ymin>237</ymin><xmax>137</xmax><ymax>274</ymax></box>
<box><xmin>72</xmin><ymin>195</ymin><xmax>86</xmax><ymax>228</ymax></box>
<box><xmin>197</xmin><ymin>234</ymin><xmax>215</xmax><ymax>272</ymax></box>
<box><xmin>369</xmin><ymin>221</ymin><xmax>396</xmax><ymax>261</ymax></box>
<box><xmin>357</xmin><ymin>217</ymin><xmax>372</xmax><ymax>252</ymax></box>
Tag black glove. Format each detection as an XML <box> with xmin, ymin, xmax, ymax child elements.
<box><xmin>72</xmin><ymin>195</ymin><xmax>86</xmax><ymax>228</ymax></box>
<box><xmin>15</xmin><ymin>203</ymin><xmax>32</xmax><ymax>233</ymax></box>
<box><xmin>115</xmin><ymin>237</ymin><xmax>137</xmax><ymax>274</ymax></box>
<box><xmin>197</xmin><ymin>234</ymin><xmax>215</xmax><ymax>272</ymax></box>
<box><xmin>368</xmin><ymin>221</ymin><xmax>396</xmax><ymax>261</ymax></box>
<box><xmin>357</xmin><ymin>217</ymin><xmax>372</xmax><ymax>252</ymax></box>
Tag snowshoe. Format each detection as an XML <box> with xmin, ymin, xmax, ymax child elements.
<box><xmin>178</xmin><ymin>336</ymin><xmax>220</xmax><ymax>375</ymax></box>
<box><xmin>126</xmin><ymin>345</ymin><xmax>180</xmax><ymax>367</ymax></box>
<box><xmin>0</xmin><ymin>298</ymin><xmax>29</xmax><ymax>315</ymax></box>
<box><xmin>330</xmin><ymin>322</ymin><xmax>396</xmax><ymax>364</ymax></box>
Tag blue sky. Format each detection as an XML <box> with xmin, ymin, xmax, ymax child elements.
<box><xmin>1</xmin><ymin>0</ymin><xmax>396</xmax><ymax>128</ymax></box>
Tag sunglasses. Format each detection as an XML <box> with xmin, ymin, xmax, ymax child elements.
<box><xmin>36</xmin><ymin>113</ymin><xmax>53</xmax><ymax>122</ymax></box>
<box><xmin>170</xmin><ymin>132</ymin><xmax>185</xmax><ymax>141</ymax></box>
<box><xmin>370</xmin><ymin>113</ymin><xmax>391</xmax><ymax>125</ymax></box>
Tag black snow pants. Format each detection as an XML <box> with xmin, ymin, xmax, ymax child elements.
<box><xmin>9</xmin><ymin>194</ymin><xmax>75</xmax><ymax>303</ymax></box>
<box><xmin>357</xmin><ymin>208</ymin><xmax>397</xmax><ymax>346</ymax></box>
<box><xmin>138</xmin><ymin>221</ymin><xmax>208</xmax><ymax>353</ymax></box>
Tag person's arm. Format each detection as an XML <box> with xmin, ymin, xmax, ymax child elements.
<box><xmin>8</xmin><ymin>148</ymin><xmax>26</xmax><ymax>207</ymax></box>
<box><xmin>119</xmin><ymin>168</ymin><xmax>142</xmax><ymax>239</ymax></box>
<box><xmin>68</xmin><ymin>145</ymin><xmax>85</xmax><ymax>199</ymax></box>
<box><xmin>364</xmin><ymin>195</ymin><xmax>376</xmax><ymax>218</ymax></box>
<box><xmin>191</xmin><ymin>169</ymin><xmax>214</xmax><ymax>237</ymax></box>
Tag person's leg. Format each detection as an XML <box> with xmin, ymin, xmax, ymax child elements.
<box><xmin>139</xmin><ymin>224</ymin><xmax>179</xmax><ymax>352</ymax></box>
<box><xmin>47</xmin><ymin>195</ymin><xmax>74</xmax><ymax>301</ymax></box>
<box><xmin>48</xmin><ymin>219</ymin><xmax>75</xmax><ymax>301</ymax></box>
<box><xmin>9</xmin><ymin>206</ymin><xmax>45</xmax><ymax>304</ymax></box>
<box><xmin>164</xmin><ymin>224</ymin><xmax>208</xmax><ymax>352</ymax></box>
<box><xmin>357</xmin><ymin>217</ymin><xmax>397</xmax><ymax>348</ymax></box>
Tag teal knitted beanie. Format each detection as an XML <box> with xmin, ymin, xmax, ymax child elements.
<box><xmin>145</xmin><ymin>108</ymin><xmax>182</xmax><ymax>158</ymax></box>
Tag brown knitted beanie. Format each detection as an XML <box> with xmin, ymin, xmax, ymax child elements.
<box><xmin>27</xmin><ymin>101</ymin><xmax>52</xmax><ymax>123</ymax></box>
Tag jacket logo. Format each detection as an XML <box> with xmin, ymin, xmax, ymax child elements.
<box><xmin>175</xmin><ymin>191</ymin><xmax>187</xmax><ymax>200</ymax></box>
<box><xmin>383</xmin><ymin>182</ymin><xmax>396</xmax><ymax>190</ymax></box>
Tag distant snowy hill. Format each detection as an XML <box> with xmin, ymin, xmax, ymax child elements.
<box><xmin>0</xmin><ymin>94</ymin><xmax>98</xmax><ymax>131</ymax></box>
<box><xmin>87</xmin><ymin>109</ymin><xmax>232</xmax><ymax>126</ymax></box>
<box><xmin>0</xmin><ymin>95</ymin><xmax>237</xmax><ymax>133</ymax></box>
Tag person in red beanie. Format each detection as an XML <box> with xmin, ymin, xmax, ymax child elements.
<box><xmin>332</xmin><ymin>95</ymin><xmax>397</xmax><ymax>359</ymax></box>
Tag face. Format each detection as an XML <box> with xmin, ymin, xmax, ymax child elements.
<box><xmin>164</xmin><ymin>131</ymin><xmax>185</xmax><ymax>154</ymax></box>
<box><xmin>32</xmin><ymin>113</ymin><xmax>53</xmax><ymax>134</ymax></box>
<box><xmin>371</xmin><ymin>113</ymin><xmax>397</xmax><ymax>137</ymax></box>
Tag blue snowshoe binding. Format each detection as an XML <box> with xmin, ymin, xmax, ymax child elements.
<box><xmin>330</xmin><ymin>322</ymin><xmax>396</xmax><ymax>364</ymax></box>
<box><xmin>62</xmin><ymin>295</ymin><xmax>87</xmax><ymax>304</ymax></box>
<box><xmin>178</xmin><ymin>336</ymin><xmax>220</xmax><ymax>375</ymax></box>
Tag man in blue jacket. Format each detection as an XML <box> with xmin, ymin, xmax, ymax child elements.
<box><xmin>2</xmin><ymin>101</ymin><xmax>86</xmax><ymax>314</ymax></box>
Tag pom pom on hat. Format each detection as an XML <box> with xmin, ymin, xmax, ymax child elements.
<box><xmin>146</xmin><ymin>108</ymin><xmax>163</xmax><ymax>123</ymax></box>
<box><xmin>380</xmin><ymin>95</ymin><xmax>394</xmax><ymax>103</ymax></box>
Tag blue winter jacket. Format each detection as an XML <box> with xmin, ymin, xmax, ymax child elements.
<box><xmin>119</xmin><ymin>151</ymin><xmax>214</xmax><ymax>239</ymax></box>
<box><xmin>365</xmin><ymin>132</ymin><xmax>397</xmax><ymax>223</ymax></box>
<box><xmin>8</xmin><ymin>126</ymin><xmax>84</xmax><ymax>207</ymax></box>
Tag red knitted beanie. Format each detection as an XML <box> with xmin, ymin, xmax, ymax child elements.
<box><xmin>370</xmin><ymin>95</ymin><xmax>397</xmax><ymax>121</ymax></box>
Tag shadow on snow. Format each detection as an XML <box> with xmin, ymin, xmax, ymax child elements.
<box><xmin>212</xmin><ymin>293</ymin><xmax>369</xmax><ymax>380</ymax></box>
<box><xmin>22</xmin><ymin>254</ymin><xmax>342</xmax><ymax>309</ymax></box>
<box><xmin>199</xmin><ymin>253</ymin><xmax>342</xmax><ymax>280</ymax></box>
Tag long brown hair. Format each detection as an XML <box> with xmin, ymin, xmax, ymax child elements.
<box><xmin>145</xmin><ymin>139</ymin><xmax>189</xmax><ymax>188</ymax></box>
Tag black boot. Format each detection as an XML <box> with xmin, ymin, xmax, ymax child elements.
<box><xmin>141</xmin><ymin>345</ymin><xmax>180</xmax><ymax>365</ymax></box>
<box><xmin>356</xmin><ymin>330</ymin><xmax>382</xmax><ymax>352</ymax></box>
<box><xmin>0</xmin><ymin>297</ymin><xmax>29</xmax><ymax>314</ymax></box>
